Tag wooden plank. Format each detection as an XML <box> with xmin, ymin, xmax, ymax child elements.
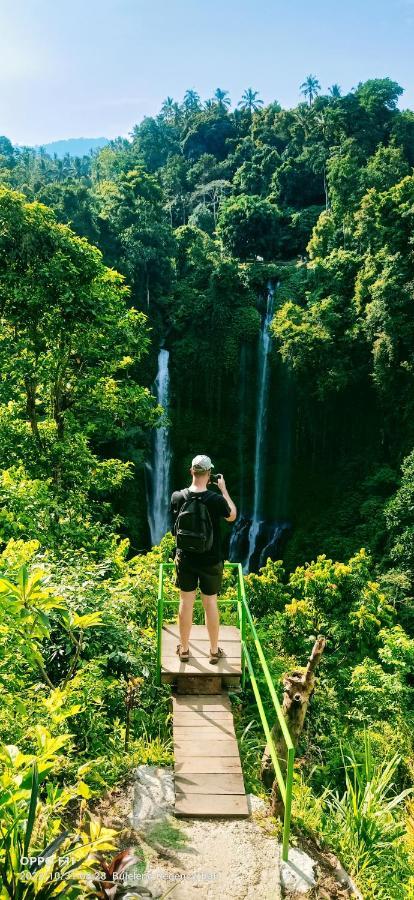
<box><xmin>172</xmin><ymin>695</ymin><xmax>232</xmax><ymax>709</ymax></box>
<box><xmin>173</xmin><ymin>711</ymin><xmax>234</xmax><ymax>724</ymax></box>
<box><xmin>175</xmin><ymin>773</ymin><xmax>245</xmax><ymax>794</ymax></box>
<box><xmin>173</xmin><ymin>725</ymin><xmax>235</xmax><ymax>740</ymax></box>
<box><xmin>163</xmin><ymin>637</ymin><xmax>241</xmax><ymax>656</ymax></box>
<box><xmin>161</xmin><ymin>653</ymin><xmax>241</xmax><ymax>675</ymax></box>
<box><xmin>173</xmin><ymin>700</ymin><xmax>233</xmax><ymax>711</ymax></box>
<box><xmin>174</xmin><ymin>739</ymin><xmax>239</xmax><ymax>756</ymax></box>
<box><xmin>163</xmin><ymin>623</ymin><xmax>240</xmax><ymax>640</ymax></box>
<box><xmin>173</xmin><ymin>707</ymin><xmax>233</xmax><ymax>716</ymax></box>
<box><xmin>163</xmin><ymin>635</ymin><xmax>241</xmax><ymax>651</ymax></box>
<box><xmin>173</xmin><ymin>709</ymin><xmax>233</xmax><ymax>728</ymax></box>
<box><xmin>174</xmin><ymin>794</ymin><xmax>249</xmax><ymax>817</ymax></box>
<box><xmin>174</xmin><ymin>712</ymin><xmax>235</xmax><ymax>725</ymax></box>
<box><xmin>162</xmin><ymin>657</ymin><xmax>241</xmax><ymax>675</ymax></box>
<box><xmin>174</xmin><ymin>757</ymin><xmax>242</xmax><ymax>774</ymax></box>
<box><xmin>164</xmin><ymin>647</ymin><xmax>241</xmax><ymax>664</ymax></box>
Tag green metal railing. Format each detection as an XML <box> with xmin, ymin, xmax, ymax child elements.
<box><xmin>156</xmin><ymin>561</ymin><xmax>295</xmax><ymax>862</ymax></box>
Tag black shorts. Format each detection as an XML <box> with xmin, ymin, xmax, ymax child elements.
<box><xmin>174</xmin><ymin>552</ymin><xmax>224</xmax><ymax>595</ymax></box>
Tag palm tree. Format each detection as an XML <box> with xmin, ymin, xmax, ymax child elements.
<box><xmin>293</xmin><ymin>106</ymin><xmax>311</xmax><ymax>139</ymax></box>
<box><xmin>238</xmin><ymin>88</ymin><xmax>264</xmax><ymax>113</ymax></box>
<box><xmin>183</xmin><ymin>89</ymin><xmax>201</xmax><ymax>112</ymax></box>
<box><xmin>161</xmin><ymin>96</ymin><xmax>176</xmax><ymax>120</ymax></box>
<box><xmin>300</xmin><ymin>75</ymin><xmax>321</xmax><ymax>106</ymax></box>
<box><xmin>213</xmin><ymin>88</ymin><xmax>231</xmax><ymax>111</ymax></box>
<box><xmin>328</xmin><ymin>83</ymin><xmax>342</xmax><ymax>98</ymax></box>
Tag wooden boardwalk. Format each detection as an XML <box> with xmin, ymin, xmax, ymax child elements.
<box><xmin>161</xmin><ymin>623</ymin><xmax>248</xmax><ymax>817</ymax></box>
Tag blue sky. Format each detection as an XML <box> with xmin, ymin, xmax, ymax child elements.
<box><xmin>1</xmin><ymin>0</ymin><xmax>413</xmax><ymax>145</ymax></box>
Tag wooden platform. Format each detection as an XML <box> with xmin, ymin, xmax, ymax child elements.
<box><xmin>161</xmin><ymin>623</ymin><xmax>242</xmax><ymax>683</ymax></box>
<box><xmin>172</xmin><ymin>690</ymin><xmax>248</xmax><ymax>816</ymax></box>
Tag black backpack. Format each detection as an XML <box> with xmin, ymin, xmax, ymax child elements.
<box><xmin>174</xmin><ymin>489</ymin><xmax>214</xmax><ymax>554</ymax></box>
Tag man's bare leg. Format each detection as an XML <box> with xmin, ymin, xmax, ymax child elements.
<box><xmin>201</xmin><ymin>593</ymin><xmax>219</xmax><ymax>654</ymax></box>
<box><xmin>178</xmin><ymin>590</ymin><xmax>196</xmax><ymax>651</ymax></box>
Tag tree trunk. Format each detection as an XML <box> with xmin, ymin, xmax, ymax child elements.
<box><xmin>24</xmin><ymin>375</ymin><xmax>43</xmax><ymax>448</ymax></box>
<box><xmin>53</xmin><ymin>392</ymin><xmax>65</xmax><ymax>440</ymax></box>
<box><xmin>324</xmin><ymin>165</ymin><xmax>329</xmax><ymax>210</ymax></box>
<box><xmin>261</xmin><ymin>636</ymin><xmax>326</xmax><ymax>816</ymax></box>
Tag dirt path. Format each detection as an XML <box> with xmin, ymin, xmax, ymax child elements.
<box><xmin>96</xmin><ymin>766</ymin><xmax>281</xmax><ymax>900</ymax></box>
<box><xmin>138</xmin><ymin>802</ymin><xmax>281</xmax><ymax>899</ymax></box>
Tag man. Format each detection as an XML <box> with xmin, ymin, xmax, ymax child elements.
<box><xmin>170</xmin><ymin>454</ymin><xmax>237</xmax><ymax>664</ymax></box>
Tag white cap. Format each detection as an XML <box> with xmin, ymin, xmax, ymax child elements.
<box><xmin>191</xmin><ymin>454</ymin><xmax>214</xmax><ymax>471</ymax></box>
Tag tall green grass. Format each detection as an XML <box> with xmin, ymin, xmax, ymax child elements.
<box><xmin>323</xmin><ymin>731</ymin><xmax>412</xmax><ymax>898</ymax></box>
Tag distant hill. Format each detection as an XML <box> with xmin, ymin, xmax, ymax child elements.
<box><xmin>35</xmin><ymin>137</ymin><xmax>109</xmax><ymax>158</ymax></box>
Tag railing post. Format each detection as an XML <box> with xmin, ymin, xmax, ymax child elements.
<box><xmin>282</xmin><ymin>745</ymin><xmax>295</xmax><ymax>862</ymax></box>
<box><xmin>156</xmin><ymin>563</ymin><xmax>164</xmax><ymax>686</ymax></box>
<box><xmin>238</xmin><ymin>564</ymin><xmax>247</xmax><ymax>690</ymax></box>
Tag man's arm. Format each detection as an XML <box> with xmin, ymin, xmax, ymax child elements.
<box><xmin>217</xmin><ymin>475</ymin><xmax>237</xmax><ymax>523</ymax></box>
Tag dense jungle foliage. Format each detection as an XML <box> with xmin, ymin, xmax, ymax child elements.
<box><xmin>1</xmin><ymin>77</ymin><xmax>414</xmax><ymax>897</ymax></box>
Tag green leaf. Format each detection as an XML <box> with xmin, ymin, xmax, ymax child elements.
<box><xmin>23</xmin><ymin>761</ymin><xmax>39</xmax><ymax>857</ymax></box>
<box><xmin>76</xmin><ymin>781</ymin><xmax>92</xmax><ymax>799</ymax></box>
<box><xmin>71</xmin><ymin>611</ymin><xmax>103</xmax><ymax>629</ymax></box>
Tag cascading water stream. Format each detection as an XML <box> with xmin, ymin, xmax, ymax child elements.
<box><xmin>147</xmin><ymin>348</ymin><xmax>172</xmax><ymax>546</ymax></box>
<box><xmin>245</xmin><ymin>282</ymin><xmax>275</xmax><ymax>571</ymax></box>
<box><xmin>258</xmin><ymin>521</ymin><xmax>291</xmax><ymax>569</ymax></box>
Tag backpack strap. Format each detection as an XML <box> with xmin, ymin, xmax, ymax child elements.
<box><xmin>175</xmin><ymin>487</ymin><xmax>190</xmax><ymax>508</ymax></box>
<box><xmin>183</xmin><ymin>488</ymin><xmax>206</xmax><ymax>504</ymax></box>
<box><xmin>173</xmin><ymin>488</ymin><xmax>191</xmax><ymax>535</ymax></box>
<box><xmin>176</xmin><ymin>487</ymin><xmax>206</xmax><ymax>514</ymax></box>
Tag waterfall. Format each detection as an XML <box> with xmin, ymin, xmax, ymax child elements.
<box><xmin>229</xmin><ymin>515</ymin><xmax>251</xmax><ymax>564</ymax></box>
<box><xmin>147</xmin><ymin>349</ymin><xmax>172</xmax><ymax>546</ymax></box>
<box><xmin>245</xmin><ymin>282</ymin><xmax>275</xmax><ymax>571</ymax></box>
<box><xmin>228</xmin><ymin>280</ymin><xmax>292</xmax><ymax>573</ymax></box>
<box><xmin>258</xmin><ymin>521</ymin><xmax>290</xmax><ymax>569</ymax></box>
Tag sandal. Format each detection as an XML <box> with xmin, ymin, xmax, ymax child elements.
<box><xmin>209</xmin><ymin>646</ymin><xmax>225</xmax><ymax>665</ymax></box>
<box><xmin>176</xmin><ymin>643</ymin><xmax>190</xmax><ymax>662</ymax></box>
